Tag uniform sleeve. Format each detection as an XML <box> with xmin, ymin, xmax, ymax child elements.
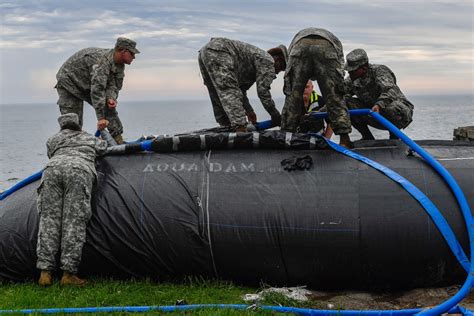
<box><xmin>255</xmin><ymin>60</ymin><xmax>279</xmax><ymax>117</ymax></box>
<box><xmin>46</xmin><ymin>139</ymin><xmax>53</xmax><ymax>159</ymax></box>
<box><xmin>94</xmin><ymin>138</ymin><xmax>108</xmax><ymax>157</ymax></box>
<box><xmin>344</xmin><ymin>77</ymin><xmax>354</xmax><ymax>99</ymax></box>
<box><xmin>90</xmin><ymin>61</ymin><xmax>112</xmax><ymax>120</ymax></box>
<box><xmin>105</xmin><ymin>67</ymin><xmax>124</xmax><ymax>101</ymax></box>
<box><xmin>241</xmin><ymin>90</ymin><xmax>254</xmax><ymax>114</ymax></box>
<box><xmin>375</xmin><ymin>66</ymin><xmax>399</xmax><ymax>109</ymax></box>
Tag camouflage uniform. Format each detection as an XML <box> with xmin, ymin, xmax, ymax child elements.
<box><xmin>56</xmin><ymin>37</ymin><xmax>139</xmax><ymax>137</ymax></box>
<box><xmin>281</xmin><ymin>28</ymin><xmax>351</xmax><ymax>134</ymax></box>
<box><xmin>36</xmin><ymin>114</ymin><xmax>107</xmax><ymax>274</ymax></box>
<box><xmin>198</xmin><ymin>37</ymin><xmax>281</xmax><ymax>129</ymax></box>
<box><xmin>344</xmin><ymin>49</ymin><xmax>414</xmax><ymax>137</ymax></box>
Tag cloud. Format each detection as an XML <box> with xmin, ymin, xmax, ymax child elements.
<box><xmin>0</xmin><ymin>0</ymin><xmax>472</xmax><ymax>103</ymax></box>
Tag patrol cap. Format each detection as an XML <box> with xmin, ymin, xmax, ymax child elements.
<box><xmin>268</xmin><ymin>44</ymin><xmax>288</xmax><ymax>67</ymax></box>
<box><xmin>278</xmin><ymin>44</ymin><xmax>288</xmax><ymax>66</ymax></box>
<box><xmin>345</xmin><ymin>48</ymin><xmax>369</xmax><ymax>72</ymax></box>
<box><xmin>115</xmin><ymin>37</ymin><xmax>140</xmax><ymax>54</ymax></box>
<box><xmin>58</xmin><ymin>113</ymin><xmax>81</xmax><ymax>130</ymax></box>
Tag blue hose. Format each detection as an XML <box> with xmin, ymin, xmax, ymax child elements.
<box><xmin>0</xmin><ymin>170</ymin><xmax>43</xmax><ymax>201</ymax></box>
<box><xmin>367</xmin><ymin>111</ymin><xmax>473</xmax><ymax>316</ymax></box>
<box><xmin>311</xmin><ymin>135</ymin><xmax>470</xmax><ymax>272</ymax></box>
<box><xmin>308</xmin><ymin>109</ymin><xmax>473</xmax><ymax>314</ymax></box>
<box><xmin>0</xmin><ymin>304</ymin><xmax>469</xmax><ymax>315</ymax></box>
<box><xmin>313</xmin><ymin>109</ymin><xmax>473</xmax><ymax>315</ymax></box>
<box><xmin>1</xmin><ymin>110</ymin><xmax>471</xmax><ymax>315</ymax></box>
<box><xmin>255</xmin><ymin>119</ymin><xmax>274</xmax><ymax>130</ymax></box>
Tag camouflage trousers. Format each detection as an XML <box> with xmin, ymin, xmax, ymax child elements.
<box><xmin>198</xmin><ymin>49</ymin><xmax>247</xmax><ymax>128</ymax></box>
<box><xmin>36</xmin><ymin>164</ymin><xmax>94</xmax><ymax>274</ymax></box>
<box><xmin>56</xmin><ymin>87</ymin><xmax>124</xmax><ymax>137</ymax></box>
<box><xmin>346</xmin><ymin>97</ymin><xmax>413</xmax><ymax>138</ymax></box>
<box><xmin>281</xmin><ymin>37</ymin><xmax>351</xmax><ymax>135</ymax></box>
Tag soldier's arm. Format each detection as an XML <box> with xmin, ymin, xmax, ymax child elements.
<box><xmin>343</xmin><ymin>77</ymin><xmax>354</xmax><ymax>99</ymax></box>
<box><xmin>46</xmin><ymin>139</ymin><xmax>53</xmax><ymax>159</ymax></box>
<box><xmin>94</xmin><ymin>138</ymin><xmax>108</xmax><ymax>157</ymax></box>
<box><xmin>255</xmin><ymin>63</ymin><xmax>280</xmax><ymax>118</ymax></box>
<box><xmin>105</xmin><ymin>68</ymin><xmax>124</xmax><ymax>102</ymax></box>
<box><xmin>375</xmin><ymin>66</ymin><xmax>399</xmax><ymax>109</ymax></box>
<box><xmin>90</xmin><ymin>62</ymin><xmax>112</xmax><ymax>120</ymax></box>
<box><xmin>241</xmin><ymin>90</ymin><xmax>254</xmax><ymax>114</ymax></box>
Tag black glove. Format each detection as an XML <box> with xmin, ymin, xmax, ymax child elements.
<box><xmin>270</xmin><ymin>112</ymin><xmax>282</xmax><ymax>127</ymax></box>
<box><xmin>281</xmin><ymin>155</ymin><xmax>313</xmax><ymax>171</ymax></box>
<box><xmin>281</xmin><ymin>156</ymin><xmax>299</xmax><ymax>171</ymax></box>
<box><xmin>295</xmin><ymin>155</ymin><xmax>313</xmax><ymax>170</ymax></box>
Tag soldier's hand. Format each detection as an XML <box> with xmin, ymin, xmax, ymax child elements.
<box><xmin>270</xmin><ymin>113</ymin><xmax>282</xmax><ymax>127</ymax></box>
<box><xmin>108</xmin><ymin>99</ymin><xmax>117</xmax><ymax>109</ymax></box>
<box><xmin>97</xmin><ymin>119</ymin><xmax>109</xmax><ymax>130</ymax></box>
<box><xmin>371</xmin><ymin>104</ymin><xmax>381</xmax><ymax>113</ymax></box>
<box><xmin>246</xmin><ymin>111</ymin><xmax>257</xmax><ymax>124</ymax></box>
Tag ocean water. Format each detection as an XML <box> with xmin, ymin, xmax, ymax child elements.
<box><xmin>1</xmin><ymin>95</ymin><xmax>473</xmax><ymax>191</ymax></box>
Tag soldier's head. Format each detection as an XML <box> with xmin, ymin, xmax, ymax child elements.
<box><xmin>303</xmin><ymin>80</ymin><xmax>314</xmax><ymax>108</ymax></box>
<box><xmin>345</xmin><ymin>48</ymin><xmax>369</xmax><ymax>80</ymax></box>
<box><xmin>268</xmin><ymin>45</ymin><xmax>288</xmax><ymax>74</ymax></box>
<box><xmin>114</xmin><ymin>37</ymin><xmax>140</xmax><ymax>65</ymax></box>
<box><xmin>58</xmin><ymin>113</ymin><xmax>81</xmax><ymax>131</ymax></box>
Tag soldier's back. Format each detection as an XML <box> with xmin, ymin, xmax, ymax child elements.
<box><xmin>46</xmin><ymin>129</ymin><xmax>101</xmax><ymax>175</ymax></box>
<box><xmin>57</xmin><ymin>48</ymin><xmax>111</xmax><ymax>79</ymax></box>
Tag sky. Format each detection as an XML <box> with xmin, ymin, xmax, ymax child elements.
<box><xmin>0</xmin><ymin>0</ymin><xmax>473</xmax><ymax>104</ymax></box>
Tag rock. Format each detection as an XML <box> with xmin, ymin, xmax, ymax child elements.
<box><xmin>453</xmin><ymin>126</ymin><xmax>474</xmax><ymax>141</ymax></box>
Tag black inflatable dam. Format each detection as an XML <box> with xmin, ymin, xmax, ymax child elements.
<box><xmin>1</xmin><ymin>136</ymin><xmax>472</xmax><ymax>290</ymax></box>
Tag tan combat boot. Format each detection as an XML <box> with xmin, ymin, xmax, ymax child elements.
<box><xmin>60</xmin><ymin>271</ymin><xmax>87</xmax><ymax>287</ymax></box>
<box><xmin>38</xmin><ymin>270</ymin><xmax>53</xmax><ymax>287</ymax></box>
<box><xmin>339</xmin><ymin>133</ymin><xmax>354</xmax><ymax>149</ymax></box>
<box><xmin>113</xmin><ymin>134</ymin><xmax>124</xmax><ymax>145</ymax></box>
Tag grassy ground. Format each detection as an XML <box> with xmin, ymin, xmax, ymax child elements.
<box><xmin>1</xmin><ymin>278</ymin><xmax>472</xmax><ymax>315</ymax></box>
<box><xmin>0</xmin><ymin>278</ymin><xmax>318</xmax><ymax>315</ymax></box>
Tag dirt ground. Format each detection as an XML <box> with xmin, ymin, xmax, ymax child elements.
<box><xmin>308</xmin><ymin>285</ymin><xmax>473</xmax><ymax>312</ymax></box>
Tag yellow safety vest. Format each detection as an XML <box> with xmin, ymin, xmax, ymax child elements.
<box><xmin>307</xmin><ymin>91</ymin><xmax>320</xmax><ymax>113</ymax></box>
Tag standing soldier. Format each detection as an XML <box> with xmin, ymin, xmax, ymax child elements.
<box><xmin>344</xmin><ymin>48</ymin><xmax>414</xmax><ymax>140</ymax></box>
<box><xmin>55</xmin><ymin>37</ymin><xmax>139</xmax><ymax>144</ymax></box>
<box><xmin>37</xmin><ymin>113</ymin><xmax>107</xmax><ymax>286</ymax></box>
<box><xmin>281</xmin><ymin>27</ymin><xmax>352</xmax><ymax>148</ymax></box>
<box><xmin>198</xmin><ymin>38</ymin><xmax>287</xmax><ymax>132</ymax></box>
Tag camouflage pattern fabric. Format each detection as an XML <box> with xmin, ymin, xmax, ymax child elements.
<box><xmin>281</xmin><ymin>29</ymin><xmax>351</xmax><ymax>134</ymax></box>
<box><xmin>36</xmin><ymin>128</ymin><xmax>107</xmax><ymax>274</ymax></box>
<box><xmin>344</xmin><ymin>64</ymin><xmax>414</xmax><ymax>132</ymax></box>
<box><xmin>346</xmin><ymin>97</ymin><xmax>412</xmax><ymax>134</ymax></box>
<box><xmin>56</xmin><ymin>48</ymin><xmax>125</xmax><ymax>136</ymax></box>
<box><xmin>36</xmin><ymin>165</ymin><xmax>94</xmax><ymax>274</ymax></box>
<box><xmin>198</xmin><ymin>37</ymin><xmax>280</xmax><ymax>128</ymax></box>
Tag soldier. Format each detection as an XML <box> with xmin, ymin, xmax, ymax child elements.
<box><xmin>297</xmin><ymin>80</ymin><xmax>333</xmax><ymax>138</ymax></box>
<box><xmin>198</xmin><ymin>38</ymin><xmax>287</xmax><ymax>132</ymax></box>
<box><xmin>36</xmin><ymin>113</ymin><xmax>107</xmax><ymax>287</ymax></box>
<box><xmin>55</xmin><ymin>37</ymin><xmax>140</xmax><ymax>144</ymax></box>
<box><xmin>281</xmin><ymin>27</ymin><xmax>352</xmax><ymax>148</ymax></box>
<box><xmin>344</xmin><ymin>48</ymin><xmax>414</xmax><ymax>140</ymax></box>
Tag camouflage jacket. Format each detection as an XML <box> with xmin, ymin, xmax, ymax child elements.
<box><xmin>204</xmin><ymin>37</ymin><xmax>279</xmax><ymax>116</ymax></box>
<box><xmin>344</xmin><ymin>64</ymin><xmax>413</xmax><ymax>109</ymax></box>
<box><xmin>56</xmin><ymin>48</ymin><xmax>125</xmax><ymax>120</ymax></box>
<box><xmin>288</xmin><ymin>28</ymin><xmax>344</xmax><ymax>66</ymax></box>
<box><xmin>45</xmin><ymin>129</ymin><xmax>108</xmax><ymax>177</ymax></box>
